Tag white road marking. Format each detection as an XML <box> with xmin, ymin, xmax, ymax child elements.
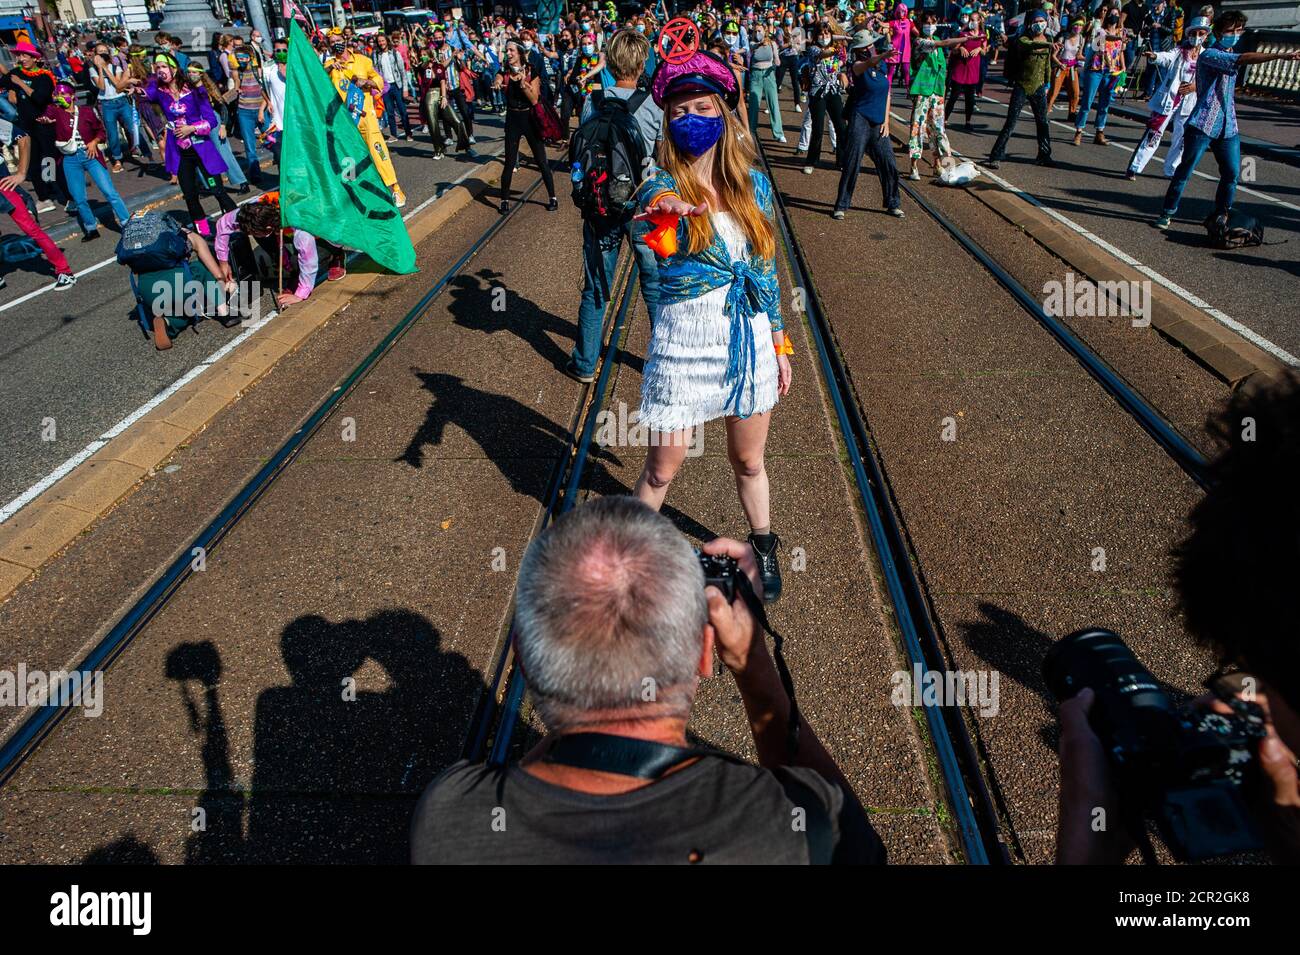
<box><xmin>0</xmin><ymin>255</ymin><xmax>120</xmax><ymax>314</ymax></box>
<box><xmin>0</xmin><ymin>150</ymin><xmax>503</xmax><ymax>527</ymax></box>
<box><xmin>0</xmin><ymin>307</ymin><xmax>280</xmax><ymax>525</ymax></box>
<box><xmin>889</xmin><ymin>108</ymin><xmax>1300</xmax><ymax>369</ymax></box>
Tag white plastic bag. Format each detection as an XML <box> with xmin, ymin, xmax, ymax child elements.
<box><xmin>938</xmin><ymin>159</ymin><xmax>980</xmax><ymax>186</ymax></box>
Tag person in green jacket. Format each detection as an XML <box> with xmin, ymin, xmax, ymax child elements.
<box><xmin>907</xmin><ymin>11</ymin><xmax>965</xmax><ymax>180</ymax></box>
<box><xmin>984</xmin><ymin>8</ymin><xmax>1056</xmax><ymax>168</ymax></box>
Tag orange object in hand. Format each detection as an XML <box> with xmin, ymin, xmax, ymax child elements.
<box><xmin>643</xmin><ymin>210</ymin><xmax>680</xmax><ymax>257</ymax></box>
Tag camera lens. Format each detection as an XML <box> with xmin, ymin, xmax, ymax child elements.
<box><xmin>1043</xmin><ymin>628</ymin><xmax>1161</xmax><ymax>702</ymax></box>
<box><xmin>1043</xmin><ymin>628</ymin><xmax>1179</xmax><ymax>769</ymax></box>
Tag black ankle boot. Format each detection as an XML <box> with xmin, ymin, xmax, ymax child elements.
<box><xmin>748</xmin><ymin>532</ymin><xmax>782</xmax><ymax>603</ymax></box>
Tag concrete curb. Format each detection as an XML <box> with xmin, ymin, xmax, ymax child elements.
<box><xmin>958</xmin><ymin>176</ymin><xmax>1290</xmax><ymax>387</ymax></box>
<box><xmin>0</xmin><ymin>158</ymin><xmax>504</xmax><ymax>603</ymax></box>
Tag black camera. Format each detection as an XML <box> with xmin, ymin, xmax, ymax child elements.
<box><xmin>1043</xmin><ymin>628</ymin><xmax>1268</xmax><ymax>862</ymax></box>
<box><xmin>698</xmin><ymin>551</ymin><xmax>745</xmax><ymax>603</ymax></box>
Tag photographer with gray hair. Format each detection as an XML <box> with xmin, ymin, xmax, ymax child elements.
<box><xmin>412</xmin><ymin>495</ymin><xmax>884</xmax><ymax>864</ymax></box>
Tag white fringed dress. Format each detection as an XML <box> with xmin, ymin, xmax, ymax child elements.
<box><xmin>633</xmin><ymin>169</ymin><xmax>784</xmax><ymax>435</ymax></box>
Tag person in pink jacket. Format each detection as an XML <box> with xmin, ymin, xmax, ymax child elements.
<box><xmin>887</xmin><ymin>4</ymin><xmax>915</xmax><ymax>89</ymax></box>
<box><xmin>884</xmin><ymin>3</ymin><xmax>916</xmax><ymax>137</ymax></box>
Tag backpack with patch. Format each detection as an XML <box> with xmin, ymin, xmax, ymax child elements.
<box><xmin>568</xmin><ymin>88</ymin><xmax>650</xmax><ymax>222</ymax></box>
<box><xmin>116</xmin><ymin>211</ymin><xmax>190</xmax><ymax>273</ymax></box>
<box><xmin>1203</xmin><ymin>210</ymin><xmax>1263</xmax><ymax>250</ymax></box>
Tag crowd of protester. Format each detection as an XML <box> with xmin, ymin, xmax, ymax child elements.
<box><xmin>3</xmin><ymin>1</ymin><xmax>1292</xmax><ymax>301</ymax></box>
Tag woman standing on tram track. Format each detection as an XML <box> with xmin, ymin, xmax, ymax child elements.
<box><xmin>631</xmin><ymin>43</ymin><xmax>792</xmax><ymax>601</ymax></box>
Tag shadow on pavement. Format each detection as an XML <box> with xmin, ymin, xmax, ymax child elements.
<box><xmin>82</xmin><ymin>608</ymin><xmax>484</xmax><ymax>864</ymax></box>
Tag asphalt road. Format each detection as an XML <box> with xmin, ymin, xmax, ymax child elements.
<box><xmin>903</xmin><ymin>81</ymin><xmax>1300</xmax><ymax>363</ymax></box>
<box><xmin>0</xmin><ymin>111</ymin><xmax>510</xmax><ymax>515</ymax></box>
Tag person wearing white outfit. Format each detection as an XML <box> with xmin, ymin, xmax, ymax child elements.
<box><xmin>631</xmin><ymin>46</ymin><xmax>793</xmax><ymax>601</ymax></box>
<box><xmin>1126</xmin><ymin>17</ymin><xmax>1210</xmax><ymax>179</ymax></box>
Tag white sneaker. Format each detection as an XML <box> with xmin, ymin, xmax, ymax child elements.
<box><xmin>36</xmin><ymin>200</ymin><xmax>55</xmax><ymax>214</ymax></box>
<box><xmin>774</xmin><ymin>134</ymin><xmax>787</xmax><ymax>143</ymax></box>
<box><xmin>53</xmin><ymin>273</ymin><xmax>76</xmax><ymax>291</ymax></box>
<box><xmin>468</xmin><ymin>136</ymin><xmax>477</xmax><ymax>145</ymax></box>
<box><xmin>794</xmin><ymin>103</ymin><xmax>803</xmax><ymax>113</ymax></box>
<box><xmin>802</xmin><ymin>166</ymin><xmax>813</xmax><ymax>175</ymax></box>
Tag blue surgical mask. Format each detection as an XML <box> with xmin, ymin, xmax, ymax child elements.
<box><xmin>668</xmin><ymin>112</ymin><xmax>725</xmax><ymax>156</ymax></box>
<box><xmin>582</xmin><ymin>43</ymin><xmax>595</xmax><ymax>55</ymax></box>
<box><xmin>1217</xmin><ymin>33</ymin><xmax>1239</xmax><ymax>48</ymax></box>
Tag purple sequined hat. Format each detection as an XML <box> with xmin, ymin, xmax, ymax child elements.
<box><xmin>650</xmin><ymin>49</ymin><xmax>740</xmax><ymax>109</ymax></box>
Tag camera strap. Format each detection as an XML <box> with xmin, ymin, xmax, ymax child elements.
<box><xmin>538</xmin><ymin>732</ymin><xmax>834</xmax><ymax>862</ymax></box>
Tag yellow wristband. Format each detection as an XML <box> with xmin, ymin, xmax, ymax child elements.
<box><xmin>775</xmin><ymin>337</ymin><xmax>793</xmax><ymax>356</ymax></box>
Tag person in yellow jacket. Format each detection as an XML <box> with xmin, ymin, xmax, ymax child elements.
<box><xmin>322</xmin><ymin>29</ymin><xmax>406</xmax><ymax>208</ymax></box>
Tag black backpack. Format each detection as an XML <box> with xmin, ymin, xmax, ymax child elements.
<box><xmin>1203</xmin><ymin>210</ymin><xmax>1264</xmax><ymax>250</ymax></box>
<box><xmin>116</xmin><ymin>211</ymin><xmax>190</xmax><ymax>273</ymax></box>
<box><xmin>568</xmin><ymin>88</ymin><xmax>650</xmax><ymax>222</ymax></box>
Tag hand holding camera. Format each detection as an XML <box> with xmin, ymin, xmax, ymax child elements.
<box><xmin>1048</xmin><ymin>628</ymin><xmax>1276</xmax><ymax>863</ymax></box>
<box><xmin>699</xmin><ymin>538</ymin><xmax>765</xmax><ymax>678</ymax></box>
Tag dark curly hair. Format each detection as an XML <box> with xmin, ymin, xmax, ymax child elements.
<box><xmin>1173</xmin><ymin>371</ymin><xmax>1300</xmax><ymax>708</ymax></box>
<box><xmin>236</xmin><ymin>201</ymin><xmax>281</xmax><ymax>236</ymax></box>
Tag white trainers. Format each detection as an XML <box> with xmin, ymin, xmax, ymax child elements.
<box><xmin>794</xmin><ymin>103</ymin><xmax>803</xmax><ymax>113</ymax></box>
<box><xmin>802</xmin><ymin>166</ymin><xmax>813</xmax><ymax>175</ymax></box>
<box><xmin>774</xmin><ymin>134</ymin><xmax>787</xmax><ymax>143</ymax></box>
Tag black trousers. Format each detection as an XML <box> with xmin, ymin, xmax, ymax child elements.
<box><xmin>558</xmin><ymin>83</ymin><xmax>579</xmax><ymax>130</ymax></box>
<box><xmin>945</xmin><ymin>82</ymin><xmax>978</xmax><ymax>124</ymax></box>
<box><xmin>835</xmin><ymin>112</ymin><xmax>900</xmax><ymax>213</ymax></box>
<box><xmin>178</xmin><ymin>147</ymin><xmax>235</xmax><ymax>226</ymax></box>
<box><xmin>29</xmin><ymin>123</ymin><xmax>70</xmax><ymax>203</ymax></box>
<box><xmin>807</xmin><ymin>89</ymin><xmax>846</xmax><ymax>169</ymax></box>
<box><xmin>501</xmin><ymin>106</ymin><xmax>555</xmax><ymax>201</ymax></box>
<box><xmin>989</xmin><ymin>83</ymin><xmax>1052</xmax><ymax>162</ymax></box>
<box><xmin>449</xmin><ymin>87</ymin><xmax>474</xmax><ymax>138</ymax></box>
<box><xmin>776</xmin><ymin>52</ymin><xmax>803</xmax><ymax>101</ymax></box>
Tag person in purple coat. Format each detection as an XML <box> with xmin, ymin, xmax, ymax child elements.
<box><xmin>131</xmin><ymin>52</ymin><xmax>236</xmax><ymax>235</ymax></box>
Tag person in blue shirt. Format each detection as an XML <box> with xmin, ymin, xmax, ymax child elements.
<box><xmin>1156</xmin><ymin>10</ymin><xmax>1300</xmax><ymax>229</ymax></box>
<box><xmin>442</xmin><ymin>16</ymin><xmax>474</xmax><ymax>52</ymax></box>
<box><xmin>833</xmin><ymin>31</ymin><xmax>902</xmax><ymax>220</ymax></box>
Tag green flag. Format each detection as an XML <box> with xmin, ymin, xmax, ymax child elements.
<box><xmin>280</xmin><ymin>19</ymin><xmax>417</xmax><ymax>274</ymax></box>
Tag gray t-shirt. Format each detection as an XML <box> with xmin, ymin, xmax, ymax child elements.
<box><xmin>580</xmin><ymin>84</ymin><xmax>662</xmax><ymax>160</ymax></box>
<box><xmin>411</xmin><ymin>755</ymin><xmax>885</xmax><ymax>864</ymax></box>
